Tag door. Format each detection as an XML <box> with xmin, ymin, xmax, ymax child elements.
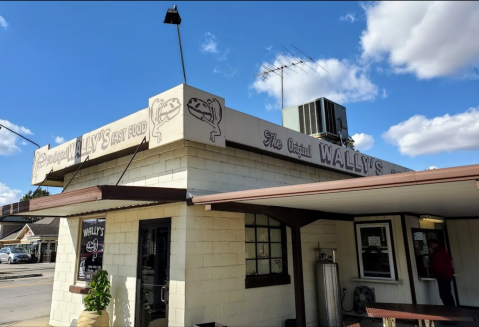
<box><xmin>0</xmin><ymin>248</ymin><xmax>5</xmax><ymax>262</ymax></box>
<box><xmin>135</xmin><ymin>219</ymin><xmax>171</xmax><ymax>327</ymax></box>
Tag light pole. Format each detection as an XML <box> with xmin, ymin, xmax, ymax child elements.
<box><xmin>163</xmin><ymin>5</ymin><xmax>187</xmax><ymax>85</ymax></box>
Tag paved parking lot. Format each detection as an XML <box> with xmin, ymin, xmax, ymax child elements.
<box><xmin>0</xmin><ymin>262</ymin><xmax>55</xmax><ymax>326</ymax></box>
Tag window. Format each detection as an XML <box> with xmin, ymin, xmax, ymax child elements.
<box><xmin>245</xmin><ymin>214</ymin><xmax>290</xmax><ymax>288</ymax></box>
<box><xmin>355</xmin><ymin>221</ymin><xmax>396</xmax><ymax>280</ymax></box>
<box><xmin>77</xmin><ymin>218</ymin><xmax>105</xmax><ymax>282</ymax></box>
<box><xmin>412</xmin><ymin>228</ymin><xmax>445</xmax><ymax>279</ymax></box>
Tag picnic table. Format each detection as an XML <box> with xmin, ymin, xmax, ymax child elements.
<box><xmin>366</xmin><ymin>302</ymin><xmax>475</xmax><ymax>327</ymax></box>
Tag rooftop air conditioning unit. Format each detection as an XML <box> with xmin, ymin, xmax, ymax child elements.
<box><xmin>282</xmin><ymin>97</ymin><xmax>349</xmax><ymax>145</ymax></box>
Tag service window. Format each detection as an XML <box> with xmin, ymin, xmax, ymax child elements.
<box><xmin>411</xmin><ymin>228</ymin><xmax>445</xmax><ymax>278</ymax></box>
<box><xmin>77</xmin><ymin>218</ymin><xmax>106</xmax><ymax>282</ymax></box>
<box><xmin>245</xmin><ymin>214</ymin><xmax>290</xmax><ymax>288</ymax></box>
<box><xmin>355</xmin><ymin>221</ymin><xmax>396</xmax><ymax>280</ymax></box>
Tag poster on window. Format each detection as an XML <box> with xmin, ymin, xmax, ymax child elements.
<box><xmin>78</xmin><ymin>218</ymin><xmax>105</xmax><ymax>282</ymax></box>
<box><xmin>368</xmin><ymin>236</ymin><xmax>381</xmax><ymax>247</ymax></box>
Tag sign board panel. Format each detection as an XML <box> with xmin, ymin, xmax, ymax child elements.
<box><xmin>148</xmin><ymin>84</ymin><xmax>184</xmax><ymax>149</ymax></box>
<box><xmin>32</xmin><ymin>109</ymin><xmax>149</xmax><ymax>185</ymax></box>
<box><xmin>30</xmin><ymin>84</ymin><xmax>412</xmax><ymax>186</ymax></box>
<box><xmin>183</xmin><ymin>85</ymin><xmax>226</xmax><ymax>147</ymax></box>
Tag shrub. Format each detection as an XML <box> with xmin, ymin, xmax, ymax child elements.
<box><xmin>83</xmin><ymin>270</ymin><xmax>112</xmax><ymax>315</ymax></box>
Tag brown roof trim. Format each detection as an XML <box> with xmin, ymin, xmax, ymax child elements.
<box><xmin>1</xmin><ymin>186</ymin><xmax>188</xmax><ymax>217</ymax></box>
<box><xmin>193</xmin><ymin>164</ymin><xmax>479</xmax><ymax>204</ymax></box>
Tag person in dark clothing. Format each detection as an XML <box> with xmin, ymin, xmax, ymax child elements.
<box><xmin>429</xmin><ymin>239</ymin><xmax>456</xmax><ymax>306</ymax></box>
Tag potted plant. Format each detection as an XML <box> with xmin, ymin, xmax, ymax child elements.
<box><xmin>77</xmin><ymin>270</ymin><xmax>112</xmax><ymax>327</ymax></box>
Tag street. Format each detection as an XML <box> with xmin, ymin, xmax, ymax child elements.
<box><xmin>0</xmin><ymin>263</ymin><xmax>55</xmax><ymax>326</ymax></box>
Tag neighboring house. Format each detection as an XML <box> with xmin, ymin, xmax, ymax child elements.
<box><xmin>0</xmin><ymin>217</ymin><xmax>59</xmax><ymax>262</ymax></box>
<box><xmin>0</xmin><ymin>216</ymin><xmax>40</xmax><ymax>239</ymax></box>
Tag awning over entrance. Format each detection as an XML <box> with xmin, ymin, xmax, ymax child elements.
<box><xmin>193</xmin><ymin>164</ymin><xmax>479</xmax><ymax>218</ymax></box>
<box><xmin>2</xmin><ymin>185</ymin><xmax>187</xmax><ymax>217</ymax></box>
<box><xmin>192</xmin><ymin>164</ymin><xmax>479</xmax><ymax>327</ymax></box>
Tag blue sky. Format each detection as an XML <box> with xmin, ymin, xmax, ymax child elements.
<box><xmin>1</xmin><ymin>1</ymin><xmax>479</xmax><ymax>204</ymax></box>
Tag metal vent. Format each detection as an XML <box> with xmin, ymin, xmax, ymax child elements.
<box><xmin>309</xmin><ymin>101</ymin><xmax>317</xmax><ymax>134</ymax></box>
<box><xmin>304</xmin><ymin>103</ymin><xmax>311</xmax><ymax>135</ymax></box>
<box><xmin>324</xmin><ymin>98</ymin><xmax>337</xmax><ymax>135</ymax></box>
<box><xmin>298</xmin><ymin>105</ymin><xmax>305</xmax><ymax>134</ymax></box>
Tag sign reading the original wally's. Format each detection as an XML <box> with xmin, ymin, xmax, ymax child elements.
<box><xmin>78</xmin><ymin>218</ymin><xmax>105</xmax><ymax>282</ymax></box>
<box><xmin>32</xmin><ymin>109</ymin><xmax>149</xmax><ymax>185</ymax></box>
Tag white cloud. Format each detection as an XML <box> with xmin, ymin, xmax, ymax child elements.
<box><xmin>265</xmin><ymin>103</ymin><xmax>273</xmax><ymax>111</ymax></box>
<box><xmin>426</xmin><ymin>166</ymin><xmax>438</xmax><ymax>170</ymax></box>
<box><xmin>252</xmin><ymin>55</ymin><xmax>378</xmax><ymax>107</ymax></box>
<box><xmin>361</xmin><ymin>2</ymin><xmax>479</xmax><ymax>79</ymax></box>
<box><xmin>265</xmin><ymin>45</ymin><xmax>273</xmax><ymax>51</ymax></box>
<box><xmin>383</xmin><ymin>106</ymin><xmax>479</xmax><ymax>156</ymax></box>
<box><xmin>340</xmin><ymin>13</ymin><xmax>356</xmax><ymax>23</ymax></box>
<box><xmin>381</xmin><ymin>89</ymin><xmax>388</xmax><ymax>99</ymax></box>
<box><xmin>213</xmin><ymin>65</ymin><xmax>237</xmax><ymax>78</ymax></box>
<box><xmin>200</xmin><ymin>32</ymin><xmax>219</xmax><ymax>54</ymax></box>
<box><xmin>55</xmin><ymin>136</ymin><xmax>65</xmax><ymax>144</ymax></box>
<box><xmin>0</xmin><ymin>15</ymin><xmax>8</xmax><ymax>30</ymax></box>
<box><xmin>0</xmin><ymin>119</ymin><xmax>33</xmax><ymax>155</ymax></box>
<box><xmin>0</xmin><ymin>182</ymin><xmax>22</xmax><ymax>205</ymax></box>
<box><xmin>352</xmin><ymin>133</ymin><xmax>375</xmax><ymax>151</ymax></box>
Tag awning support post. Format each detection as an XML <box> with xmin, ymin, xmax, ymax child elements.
<box><xmin>32</xmin><ymin>168</ymin><xmax>53</xmax><ymax>198</ymax></box>
<box><xmin>291</xmin><ymin>226</ymin><xmax>306</xmax><ymax>327</ymax></box>
<box><xmin>62</xmin><ymin>156</ymin><xmax>89</xmax><ymax>193</ymax></box>
<box><xmin>116</xmin><ymin>136</ymin><xmax>147</xmax><ymax>186</ymax></box>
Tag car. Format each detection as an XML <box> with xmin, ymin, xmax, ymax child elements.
<box><xmin>0</xmin><ymin>247</ymin><xmax>31</xmax><ymax>264</ymax></box>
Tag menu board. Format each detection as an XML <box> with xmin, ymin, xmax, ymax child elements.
<box><xmin>78</xmin><ymin>218</ymin><xmax>105</xmax><ymax>282</ymax></box>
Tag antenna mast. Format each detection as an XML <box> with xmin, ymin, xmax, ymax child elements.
<box><xmin>254</xmin><ymin>45</ymin><xmax>323</xmax><ymax>109</ymax></box>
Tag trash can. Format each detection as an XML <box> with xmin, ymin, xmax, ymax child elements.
<box><xmin>285</xmin><ymin>318</ymin><xmax>296</xmax><ymax>327</ymax></box>
<box><xmin>194</xmin><ymin>323</ymin><xmax>227</xmax><ymax>327</ymax></box>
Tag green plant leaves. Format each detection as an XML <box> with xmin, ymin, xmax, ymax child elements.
<box><xmin>83</xmin><ymin>270</ymin><xmax>111</xmax><ymax>313</ymax></box>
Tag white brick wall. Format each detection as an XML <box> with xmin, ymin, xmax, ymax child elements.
<box><xmin>185</xmin><ymin>141</ymin><xmax>350</xmax><ymax>195</ymax></box>
<box><xmin>183</xmin><ymin>205</ymin><xmax>341</xmax><ymax>327</ymax></box>
<box><xmin>51</xmin><ymin>140</ymin><xmax>353</xmax><ymax>327</ymax></box>
<box><xmin>63</xmin><ymin>140</ymin><xmax>189</xmax><ymax>191</ymax></box>
<box><xmin>49</xmin><ymin>203</ymin><xmax>188</xmax><ymax>327</ymax></box>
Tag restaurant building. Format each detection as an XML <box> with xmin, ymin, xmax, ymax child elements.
<box><xmin>1</xmin><ymin>84</ymin><xmax>478</xmax><ymax>327</ymax></box>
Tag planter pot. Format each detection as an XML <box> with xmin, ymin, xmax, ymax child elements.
<box><xmin>78</xmin><ymin>310</ymin><xmax>110</xmax><ymax>327</ymax></box>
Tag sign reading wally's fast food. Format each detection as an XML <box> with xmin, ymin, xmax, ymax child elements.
<box><xmin>31</xmin><ymin>109</ymin><xmax>149</xmax><ymax>186</ymax></box>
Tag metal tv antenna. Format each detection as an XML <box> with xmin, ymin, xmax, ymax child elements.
<box><xmin>254</xmin><ymin>45</ymin><xmax>322</xmax><ymax>109</ymax></box>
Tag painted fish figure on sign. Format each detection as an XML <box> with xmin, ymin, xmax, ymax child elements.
<box><xmin>32</xmin><ymin>152</ymin><xmax>47</xmax><ymax>183</ymax></box>
<box><xmin>86</xmin><ymin>238</ymin><xmax>99</xmax><ymax>262</ymax></box>
<box><xmin>150</xmin><ymin>97</ymin><xmax>181</xmax><ymax>143</ymax></box>
<box><xmin>186</xmin><ymin>97</ymin><xmax>223</xmax><ymax>142</ymax></box>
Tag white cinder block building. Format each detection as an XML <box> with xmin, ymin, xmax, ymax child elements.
<box><xmin>3</xmin><ymin>84</ymin><xmax>479</xmax><ymax>327</ymax></box>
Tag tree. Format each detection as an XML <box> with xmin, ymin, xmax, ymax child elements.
<box><xmin>346</xmin><ymin>138</ymin><xmax>355</xmax><ymax>150</ymax></box>
<box><xmin>21</xmin><ymin>187</ymin><xmax>50</xmax><ymax>201</ymax></box>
